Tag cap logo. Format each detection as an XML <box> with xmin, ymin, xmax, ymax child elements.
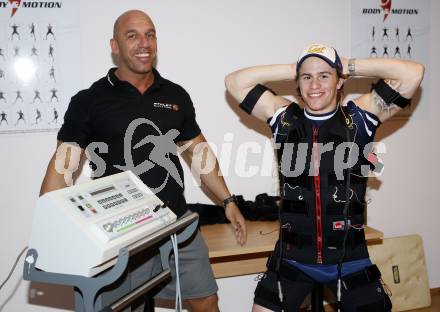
<box><xmin>307</xmin><ymin>46</ymin><xmax>326</xmax><ymax>54</ymax></box>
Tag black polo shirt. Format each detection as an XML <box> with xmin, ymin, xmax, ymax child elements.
<box><xmin>58</xmin><ymin>68</ymin><xmax>201</xmax><ymax>217</ymax></box>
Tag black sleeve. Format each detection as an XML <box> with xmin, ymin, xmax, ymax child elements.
<box><xmin>57</xmin><ymin>90</ymin><xmax>92</xmax><ymax>148</ymax></box>
<box><xmin>176</xmin><ymin>89</ymin><xmax>201</xmax><ymax>142</ymax></box>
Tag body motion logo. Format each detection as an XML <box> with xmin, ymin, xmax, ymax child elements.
<box><xmin>1</xmin><ymin>0</ymin><xmax>62</xmax><ymax>17</ymax></box>
<box><xmin>362</xmin><ymin>0</ymin><xmax>419</xmax><ymax>22</ymax></box>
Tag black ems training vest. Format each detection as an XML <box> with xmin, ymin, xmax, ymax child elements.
<box><xmin>276</xmin><ymin>104</ymin><xmax>373</xmax><ymax>265</ymax></box>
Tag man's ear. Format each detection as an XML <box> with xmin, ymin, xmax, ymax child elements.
<box><xmin>110</xmin><ymin>38</ymin><xmax>119</xmax><ymax>55</ymax></box>
<box><xmin>337</xmin><ymin>77</ymin><xmax>346</xmax><ymax>90</ymax></box>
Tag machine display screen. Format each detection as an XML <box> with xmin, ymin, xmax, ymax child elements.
<box><xmin>90</xmin><ymin>186</ymin><xmax>116</xmax><ymax>197</ymax></box>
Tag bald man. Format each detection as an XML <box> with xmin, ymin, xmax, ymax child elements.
<box><xmin>40</xmin><ymin>10</ymin><xmax>246</xmax><ymax>312</ymax></box>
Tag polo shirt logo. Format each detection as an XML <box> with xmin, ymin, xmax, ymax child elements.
<box><xmin>153</xmin><ymin>102</ymin><xmax>179</xmax><ymax>111</ymax></box>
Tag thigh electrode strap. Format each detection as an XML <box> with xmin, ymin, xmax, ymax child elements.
<box><xmin>254</xmin><ymin>286</ymin><xmax>281</xmax><ymax>308</ymax></box>
<box><xmin>357</xmin><ymin>297</ymin><xmax>392</xmax><ymax>312</ymax></box>
<box><xmin>239</xmin><ymin>84</ymin><xmax>276</xmax><ymax>114</ymax></box>
<box><xmin>373</xmin><ymin>79</ymin><xmax>411</xmax><ymax>108</ymax></box>
<box><xmin>342</xmin><ymin>264</ymin><xmax>381</xmax><ymax>290</ymax></box>
<box><xmin>267</xmin><ymin>256</ymin><xmax>305</xmax><ymax>282</ymax></box>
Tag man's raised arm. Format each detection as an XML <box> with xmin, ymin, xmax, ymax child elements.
<box><xmin>343</xmin><ymin>57</ymin><xmax>424</xmax><ymax>122</ymax></box>
<box><xmin>225</xmin><ymin>64</ymin><xmax>296</xmax><ymax>121</ymax></box>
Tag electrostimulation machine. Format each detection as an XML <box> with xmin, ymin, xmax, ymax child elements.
<box><xmin>28</xmin><ymin>171</ymin><xmax>177</xmax><ymax>277</ymax></box>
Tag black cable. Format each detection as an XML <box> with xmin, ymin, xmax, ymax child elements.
<box><xmin>274</xmin><ymin>153</ymin><xmax>292</xmax><ymax>311</ymax></box>
<box><xmin>336</xmin><ymin>168</ymin><xmax>351</xmax><ymax>311</ymax></box>
<box><xmin>0</xmin><ymin>246</ymin><xmax>28</xmax><ymax>291</ymax></box>
<box><xmin>259</xmin><ymin>229</ymin><xmax>278</xmax><ymax>236</ymax></box>
<box><xmin>336</xmin><ymin>106</ymin><xmax>354</xmax><ymax>311</ymax></box>
<box><xmin>276</xmin><ymin>186</ymin><xmax>284</xmax><ymax>308</ymax></box>
<box><xmin>277</xmin><ymin>200</ymin><xmax>283</xmax><ymax>269</ymax></box>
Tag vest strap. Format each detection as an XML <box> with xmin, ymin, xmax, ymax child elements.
<box><xmin>282</xmin><ymin>199</ymin><xmax>308</xmax><ymax>215</ymax></box>
<box><xmin>326</xmin><ymin>230</ymin><xmax>365</xmax><ymax>249</ymax></box>
<box><xmin>282</xmin><ymin>228</ymin><xmax>313</xmax><ymax>248</ymax></box>
<box><xmin>328</xmin><ymin>172</ymin><xmax>368</xmax><ymax>185</ymax></box>
<box><xmin>327</xmin><ymin>201</ymin><xmax>365</xmax><ymax>216</ymax></box>
<box><xmin>283</xmin><ymin>175</ymin><xmax>310</xmax><ymax>188</ymax></box>
<box><xmin>284</xmin><ymin>172</ymin><xmax>368</xmax><ymax>189</ymax></box>
<box><xmin>286</xmin><ymin>123</ymin><xmax>307</xmax><ymax>143</ymax></box>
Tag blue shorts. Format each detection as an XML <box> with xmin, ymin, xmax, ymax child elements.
<box><xmin>254</xmin><ymin>260</ymin><xmax>391</xmax><ymax>312</ymax></box>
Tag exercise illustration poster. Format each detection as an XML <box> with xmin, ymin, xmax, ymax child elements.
<box><xmin>351</xmin><ymin>0</ymin><xmax>430</xmax><ymax>118</ymax></box>
<box><xmin>0</xmin><ymin>0</ymin><xmax>80</xmax><ymax>133</ymax></box>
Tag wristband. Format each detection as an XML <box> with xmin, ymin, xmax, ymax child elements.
<box><xmin>239</xmin><ymin>84</ymin><xmax>276</xmax><ymax>114</ymax></box>
<box><xmin>373</xmin><ymin>79</ymin><xmax>411</xmax><ymax>108</ymax></box>
<box><xmin>348</xmin><ymin>58</ymin><xmax>356</xmax><ymax>76</ymax></box>
<box><xmin>222</xmin><ymin>194</ymin><xmax>237</xmax><ymax>208</ymax></box>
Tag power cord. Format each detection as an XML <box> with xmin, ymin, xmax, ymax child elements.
<box><xmin>0</xmin><ymin>246</ymin><xmax>28</xmax><ymax>291</ymax></box>
<box><xmin>170</xmin><ymin>234</ymin><xmax>182</xmax><ymax>312</ymax></box>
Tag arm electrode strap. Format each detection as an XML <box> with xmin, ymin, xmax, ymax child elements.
<box><xmin>373</xmin><ymin>79</ymin><xmax>411</xmax><ymax>108</ymax></box>
<box><xmin>239</xmin><ymin>84</ymin><xmax>276</xmax><ymax>114</ymax></box>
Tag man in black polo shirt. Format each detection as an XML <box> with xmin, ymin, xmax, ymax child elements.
<box><xmin>40</xmin><ymin>10</ymin><xmax>246</xmax><ymax>312</ymax></box>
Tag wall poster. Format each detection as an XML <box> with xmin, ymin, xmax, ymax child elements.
<box><xmin>0</xmin><ymin>0</ymin><xmax>80</xmax><ymax>133</ymax></box>
<box><xmin>351</xmin><ymin>0</ymin><xmax>430</xmax><ymax>118</ymax></box>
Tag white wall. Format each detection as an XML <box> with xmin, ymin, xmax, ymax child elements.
<box><xmin>1</xmin><ymin>1</ymin><xmax>439</xmax><ymax>311</ymax></box>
